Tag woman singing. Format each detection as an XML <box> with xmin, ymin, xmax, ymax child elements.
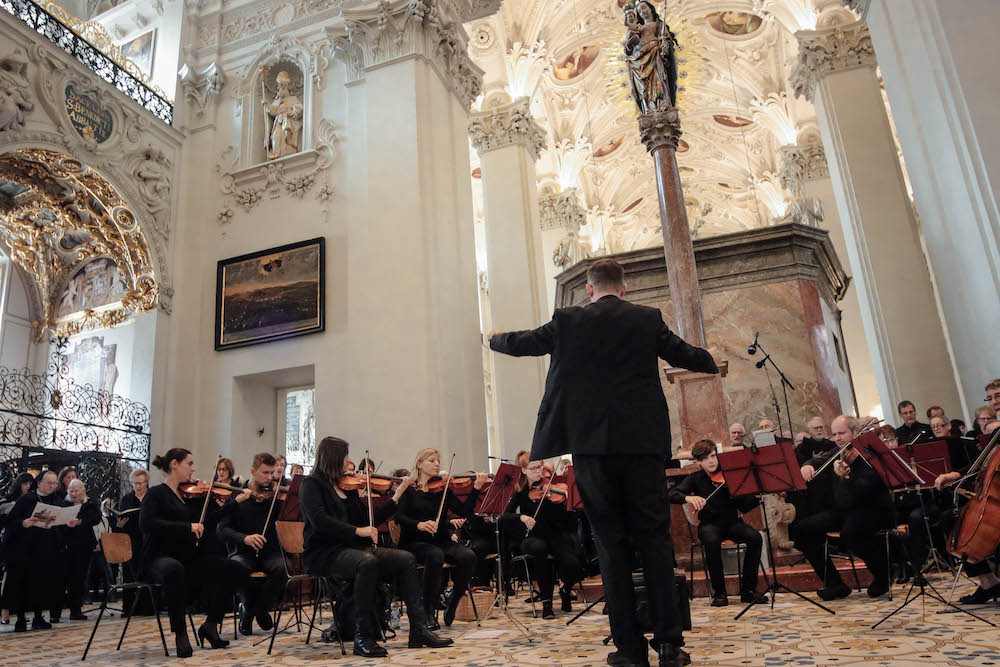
<box><xmin>300</xmin><ymin>436</ymin><xmax>452</xmax><ymax>657</ymax></box>
<box><xmin>395</xmin><ymin>449</ymin><xmax>488</xmax><ymax>627</ymax></box>
<box><xmin>139</xmin><ymin>449</ymin><xmax>244</xmax><ymax>657</ymax></box>
<box><xmin>503</xmin><ymin>451</ymin><xmax>582</xmax><ymax>619</ymax></box>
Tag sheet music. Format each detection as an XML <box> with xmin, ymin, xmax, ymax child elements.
<box><xmin>752</xmin><ymin>430</ymin><xmax>777</xmax><ymax>448</ymax></box>
<box><xmin>30</xmin><ymin>502</ymin><xmax>81</xmax><ymax>528</ymax></box>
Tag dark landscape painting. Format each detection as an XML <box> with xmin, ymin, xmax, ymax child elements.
<box><xmin>215</xmin><ymin>238</ymin><xmax>325</xmax><ymax>351</ymax></box>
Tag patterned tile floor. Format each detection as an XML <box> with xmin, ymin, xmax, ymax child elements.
<box><xmin>3</xmin><ymin>574</ymin><xmax>1000</xmax><ymax>666</ymax></box>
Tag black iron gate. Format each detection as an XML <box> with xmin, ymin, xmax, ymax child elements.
<box><xmin>0</xmin><ymin>337</ymin><xmax>150</xmax><ymax>503</ymax></box>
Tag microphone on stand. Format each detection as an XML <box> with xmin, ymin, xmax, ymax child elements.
<box><xmin>755</xmin><ymin>354</ymin><xmax>770</xmax><ymax>369</ymax></box>
<box><xmin>488</xmin><ymin>455</ymin><xmax>513</xmax><ymax>463</ymax></box>
<box><xmin>748</xmin><ymin>333</ymin><xmax>759</xmax><ymax>356</ymax></box>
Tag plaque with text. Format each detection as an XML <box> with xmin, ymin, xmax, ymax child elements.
<box><xmin>65</xmin><ymin>85</ymin><xmax>113</xmax><ymax>143</ymax></box>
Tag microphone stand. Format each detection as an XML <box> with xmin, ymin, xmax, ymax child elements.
<box><xmin>750</xmin><ymin>340</ymin><xmax>795</xmax><ymax>440</ymax></box>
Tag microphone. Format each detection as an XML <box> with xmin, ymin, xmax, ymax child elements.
<box><xmin>488</xmin><ymin>455</ymin><xmax>513</xmax><ymax>463</ymax></box>
<box><xmin>755</xmin><ymin>354</ymin><xmax>769</xmax><ymax>369</ymax></box>
<box><xmin>747</xmin><ymin>332</ymin><xmax>759</xmax><ymax>356</ymax></box>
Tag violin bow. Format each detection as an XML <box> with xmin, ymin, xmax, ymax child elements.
<box><xmin>813</xmin><ymin>419</ymin><xmax>883</xmax><ymax>478</ymax></box>
<box><xmin>528</xmin><ymin>463</ymin><xmax>557</xmax><ymax>532</ymax></box>
<box><xmin>259</xmin><ymin>472</ymin><xmax>285</xmax><ymax>552</ymax></box>
<box><xmin>195</xmin><ymin>455</ymin><xmax>223</xmax><ymax>548</ymax></box>
<box><xmin>365</xmin><ymin>449</ymin><xmax>376</xmax><ymax>544</ymax></box>
<box><xmin>433</xmin><ymin>453</ymin><xmax>457</xmax><ymax>529</ymax></box>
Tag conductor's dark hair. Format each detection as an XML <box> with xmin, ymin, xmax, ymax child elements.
<box><xmin>151</xmin><ymin>448</ymin><xmax>192</xmax><ymax>474</ymax></box>
<box><xmin>691</xmin><ymin>439</ymin><xmax>716</xmax><ymax>461</ymax></box>
<box><xmin>586</xmin><ymin>258</ymin><xmax>625</xmax><ymax>291</ymax></box>
<box><xmin>897</xmin><ymin>400</ymin><xmax>914</xmax><ymax>413</ymax></box>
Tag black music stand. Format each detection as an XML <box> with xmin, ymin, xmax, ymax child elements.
<box><xmin>477</xmin><ymin>463</ymin><xmax>533</xmax><ymax>640</ymax></box>
<box><xmin>898</xmin><ymin>441</ymin><xmax>954</xmax><ymax>574</ymax></box>
<box><xmin>718</xmin><ymin>443</ymin><xmax>837</xmax><ymax>620</ymax></box>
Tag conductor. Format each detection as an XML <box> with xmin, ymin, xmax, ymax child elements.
<box><xmin>489</xmin><ymin>258</ymin><xmax>719</xmax><ymax>667</ymax></box>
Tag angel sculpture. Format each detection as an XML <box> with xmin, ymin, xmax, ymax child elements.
<box><xmin>623</xmin><ymin>0</ymin><xmax>678</xmax><ymax>114</ymax></box>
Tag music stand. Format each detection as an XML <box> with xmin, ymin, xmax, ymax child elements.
<box><xmin>717</xmin><ymin>443</ymin><xmax>837</xmax><ymax>620</ymax></box>
<box><xmin>477</xmin><ymin>463</ymin><xmax>533</xmax><ymax>640</ymax></box>
<box><xmin>896</xmin><ymin>441</ymin><xmax>954</xmax><ymax>574</ymax></box>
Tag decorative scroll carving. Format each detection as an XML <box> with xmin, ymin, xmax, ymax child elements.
<box><xmin>468</xmin><ymin>96</ymin><xmax>546</xmax><ymax>160</ymax></box>
<box><xmin>178</xmin><ymin>61</ymin><xmax>224</xmax><ymax>119</ymax></box>
<box><xmin>0</xmin><ymin>55</ymin><xmax>34</xmax><ymax>131</ymax></box>
<box><xmin>637</xmin><ymin>106</ymin><xmax>681</xmax><ymax>154</ymax></box>
<box><xmin>538</xmin><ymin>187</ymin><xmax>586</xmax><ymax>232</ymax></box>
<box><xmin>779</xmin><ymin>137</ymin><xmax>829</xmax><ymax>196</ymax></box>
<box><xmin>791</xmin><ymin>20</ymin><xmax>876</xmax><ymax>103</ymax></box>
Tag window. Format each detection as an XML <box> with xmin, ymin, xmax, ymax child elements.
<box><xmin>280</xmin><ymin>386</ymin><xmax>315</xmax><ymax>474</ymax></box>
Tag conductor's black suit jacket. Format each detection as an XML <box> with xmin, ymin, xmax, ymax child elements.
<box><xmin>489</xmin><ymin>295</ymin><xmax>719</xmax><ymax>461</ymax></box>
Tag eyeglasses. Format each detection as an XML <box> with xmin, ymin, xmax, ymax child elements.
<box><xmin>986</xmin><ymin>393</ymin><xmax>1000</xmax><ymax>403</ymax></box>
<box><xmin>526</xmin><ymin>464</ymin><xmax>544</xmax><ymax>472</ymax></box>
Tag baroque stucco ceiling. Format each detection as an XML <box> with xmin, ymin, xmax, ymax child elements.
<box><xmin>468</xmin><ymin>0</ymin><xmax>845</xmax><ymax>255</ymax></box>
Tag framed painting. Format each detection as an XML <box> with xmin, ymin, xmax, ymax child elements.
<box><xmin>119</xmin><ymin>29</ymin><xmax>155</xmax><ymax>77</ymax></box>
<box><xmin>214</xmin><ymin>237</ymin><xmax>325</xmax><ymax>351</ymax></box>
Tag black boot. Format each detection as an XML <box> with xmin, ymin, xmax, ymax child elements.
<box><xmin>353</xmin><ymin>618</ymin><xmax>388</xmax><ymax>658</ymax></box>
<box><xmin>541</xmin><ymin>600</ymin><xmax>555</xmax><ymax>619</ymax></box>
<box><xmin>175</xmin><ymin>630</ymin><xmax>193</xmax><ymax>658</ymax></box>
<box><xmin>407</xmin><ymin>608</ymin><xmax>454</xmax><ymax>648</ymax></box>
<box><xmin>238</xmin><ymin>601</ymin><xmax>253</xmax><ymax>636</ymax></box>
<box><xmin>197</xmin><ymin>622</ymin><xmax>230</xmax><ymax>649</ymax></box>
<box><xmin>443</xmin><ymin>590</ymin><xmax>461</xmax><ymax>627</ymax></box>
<box><xmin>560</xmin><ymin>588</ymin><xmax>573</xmax><ymax>612</ymax></box>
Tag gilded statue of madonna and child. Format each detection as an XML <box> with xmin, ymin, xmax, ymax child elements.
<box><xmin>623</xmin><ymin>0</ymin><xmax>679</xmax><ymax>114</ymax></box>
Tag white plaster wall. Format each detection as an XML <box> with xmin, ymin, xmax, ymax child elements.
<box><xmin>0</xmin><ymin>265</ymin><xmax>37</xmax><ymax>371</ymax></box>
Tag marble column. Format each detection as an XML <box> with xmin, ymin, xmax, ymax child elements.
<box><xmin>779</xmin><ymin>132</ymin><xmax>880</xmax><ymax>418</ymax></box>
<box><xmin>858</xmin><ymin>0</ymin><xmax>1000</xmax><ymax>415</ymax></box>
<box><xmin>792</xmin><ymin>17</ymin><xmax>961</xmax><ymax>419</ymax></box>
<box><xmin>470</xmin><ymin>95</ymin><xmax>549</xmax><ymax>459</ymax></box>
<box><xmin>638</xmin><ymin>108</ymin><xmax>729</xmax><ymax>448</ymax></box>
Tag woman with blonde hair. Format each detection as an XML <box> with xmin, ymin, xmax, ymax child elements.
<box><xmin>395</xmin><ymin>448</ymin><xmax>488</xmax><ymax>627</ymax></box>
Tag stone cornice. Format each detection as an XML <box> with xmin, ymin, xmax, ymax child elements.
<box><xmin>469</xmin><ymin>96</ymin><xmax>546</xmax><ymax>160</ymax></box>
<box><xmin>554</xmin><ymin>223</ymin><xmax>850</xmax><ymax>309</ymax></box>
<box><xmin>791</xmin><ymin>20</ymin><xmax>876</xmax><ymax>103</ymax></box>
<box><xmin>538</xmin><ymin>187</ymin><xmax>586</xmax><ymax>231</ymax></box>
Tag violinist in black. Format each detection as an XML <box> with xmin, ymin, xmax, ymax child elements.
<box><xmin>300</xmin><ymin>436</ymin><xmax>452</xmax><ymax>658</ymax></box>
<box><xmin>668</xmin><ymin>440</ymin><xmax>762</xmax><ymax>607</ymax></box>
<box><xmin>395</xmin><ymin>448</ymin><xmax>488</xmax><ymax>628</ymax></box>
<box><xmin>502</xmin><ymin>452</ymin><xmax>582</xmax><ymax>619</ymax></box>
<box><xmin>139</xmin><ymin>448</ymin><xmax>245</xmax><ymax>657</ymax></box>
<box><xmin>217</xmin><ymin>452</ymin><xmax>285</xmax><ymax>635</ymax></box>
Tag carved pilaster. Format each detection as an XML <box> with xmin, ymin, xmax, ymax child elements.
<box><xmin>538</xmin><ymin>186</ymin><xmax>586</xmax><ymax>231</ymax></box>
<box><xmin>779</xmin><ymin>137</ymin><xmax>829</xmax><ymax>196</ymax></box>
<box><xmin>636</xmin><ymin>106</ymin><xmax>682</xmax><ymax>154</ymax></box>
<box><xmin>178</xmin><ymin>61</ymin><xmax>224</xmax><ymax>119</ymax></box>
<box><xmin>468</xmin><ymin>96</ymin><xmax>546</xmax><ymax>160</ymax></box>
<box><xmin>344</xmin><ymin>0</ymin><xmax>485</xmax><ymax>109</ymax></box>
<box><xmin>791</xmin><ymin>20</ymin><xmax>876</xmax><ymax>103</ymax></box>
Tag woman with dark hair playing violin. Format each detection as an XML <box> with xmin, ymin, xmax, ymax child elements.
<box><xmin>502</xmin><ymin>450</ymin><xmax>582</xmax><ymax>619</ymax></box>
<box><xmin>217</xmin><ymin>452</ymin><xmax>287</xmax><ymax>635</ymax></box>
<box><xmin>299</xmin><ymin>437</ymin><xmax>452</xmax><ymax>657</ymax></box>
<box><xmin>395</xmin><ymin>448</ymin><xmax>489</xmax><ymax>628</ymax></box>
<box><xmin>139</xmin><ymin>448</ymin><xmax>246</xmax><ymax>657</ymax></box>
<box><xmin>667</xmin><ymin>439</ymin><xmax>763</xmax><ymax>607</ymax></box>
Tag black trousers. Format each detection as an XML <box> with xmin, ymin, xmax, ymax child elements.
<box><xmin>62</xmin><ymin>548</ymin><xmax>93</xmax><ymax>615</ymax></box>
<box><xmin>519</xmin><ymin>531</ymin><xmax>582</xmax><ymax>600</ymax></box>
<box><xmin>407</xmin><ymin>540</ymin><xmax>477</xmax><ymax>608</ymax></box>
<box><xmin>574</xmin><ymin>454</ymin><xmax>683</xmax><ymax>653</ymax></box>
<box><xmin>790</xmin><ymin>508</ymin><xmax>891</xmax><ymax>586</ymax></box>
<box><xmin>698</xmin><ymin>520</ymin><xmax>761</xmax><ymax>595</ymax></box>
<box><xmin>467</xmin><ymin>534</ymin><xmax>495</xmax><ymax>586</ymax></box>
<box><xmin>320</xmin><ymin>546</ymin><xmax>426</xmax><ymax>628</ymax></box>
<box><xmin>231</xmin><ymin>550</ymin><xmax>287</xmax><ymax>615</ymax></box>
<box><xmin>145</xmin><ymin>554</ymin><xmax>245</xmax><ymax>632</ymax></box>
<box><xmin>6</xmin><ymin>549</ymin><xmax>61</xmax><ymax>618</ymax></box>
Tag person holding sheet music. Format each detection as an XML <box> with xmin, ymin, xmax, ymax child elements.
<box><xmin>502</xmin><ymin>450</ymin><xmax>583</xmax><ymax>619</ymax></box>
<box><xmin>217</xmin><ymin>452</ymin><xmax>284</xmax><ymax>636</ymax></box>
<box><xmin>58</xmin><ymin>478</ymin><xmax>100</xmax><ymax>621</ymax></box>
<box><xmin>668</xmin><ymin>440</ymin><xmax>764</xmax><ymax>608</ymax></box>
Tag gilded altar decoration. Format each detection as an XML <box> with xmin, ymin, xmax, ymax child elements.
<box><xmin>0</xmin><ymin>148</ymin><xmax>160</xmax><ymax>339</ymax></box>
<box><xmin>622</xmin><ymin>0</ymin><xmax>678</xmax><ymax>113</ymax></box>
<box><xmin>65</xmin><ymin>84</ymin><xmax>113</xmax><ymax>143</ymax></box>
<box><xmin>262</xmin><ymin>69</ymin><xmax>303</xmax><ymax>160</ymax></box>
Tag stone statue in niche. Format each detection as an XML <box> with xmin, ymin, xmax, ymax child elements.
<box><xmin>553</xmin><ymin>228</ymin><xmax>591</xmax><ymax>270</ymax></box>
<box><xmin>261</xmin><ymin>69</ymin><xmax>303</xmax><ymax>160</ymax></box>
<box><xmin>0</xmin><ymin>56</ymin><xmax>34</xmax><ymax>132</ymax></box>
<box><xmin>622</xmin><ymin>0</ymin><xmax>678</xmax><ymax>113</ymax></box>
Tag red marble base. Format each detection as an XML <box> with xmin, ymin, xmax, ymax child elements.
<box><xmin>664</xmin><ymin>362</ymin><xmax>730</xmax><ymax>448</ymax></box>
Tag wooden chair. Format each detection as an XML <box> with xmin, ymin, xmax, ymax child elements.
<box><xmin>266</xmin><ymin>521</ymin><xmax>345</xmax><ymax>656</ymax></box>
<box><xmin>82</xmin><ymin>533</ymin><xmax>168</xmax><ymax>660</ymax></box>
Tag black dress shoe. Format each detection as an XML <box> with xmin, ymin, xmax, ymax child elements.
<box><xmin>560</xmin><ymin>588</ymin><xmax>573</xmax><ymax>612</ymax></box>
<box><xmin>32</xmin><ymin>616</ymin><xmax>52</xmax><ymax>630</ymax></box>
<box><xmin>408</xmin><ymin>622</ymin><xmax>454</xmax><ymax>648</ymax></box>
<box><xmin>426</xmin><ymin>615</ymin><xmax>441</xmax><ymax>630</ymax></box>
<box><xmin>443</xmin><ymin>590</ymin><xmax>461</xmax><ymax>627</ymax></box>
<box><xmin>197</xmin><ymin>622</ymin><xmax>230</xmax><ymax>649</ymax></box>
<box><xmin>353</xmin><ymin>618</ymin><xmax>388</xmax><ymax>657</ymax></box>
<box><xmin>659</xmin><ymin>644</ymin><xmax>691</xmax><ymax>667</ymax></box>
<box><xmin>607</xmin><ymin>650</ymin><xmax>650</xmax><ymax>666</ymax></box>
<box><xmin>69</xmin><ymin>611</ymin><xmax>88</xmax><ymax>621</ymax></box>
<box><xmin>255</xmin><ymin>607</ymin><xmax>274</xmax><ymax>631</ymax></box>
<box><xmin>867</xmin><ymin>578</ymin><xmax>891</xmax><ymax>598</ymax></box>
<box><xmin>48</xmin><ymin>614</ymin><xmax>60</xmax><ymax>624</ymax></box>
<box><xmin>175</xmin><ymin>630</ymin><xmax>193</xmax><ymax>658</ymax></box>
<box><xmin>541</xmin><ymin>601</ymin><xmax>555</xmax><ymax>619</ymax></box>
<box><xmin>13</xmin><ymin>619</ymin><xmax>26</xmax><ymax>632</ymax></box>
<box><xmin>740</xmin><ymin>591</ymin><xmax>768</xmax><ymax>604</ymax></box>
<box><xmin>960</xmin><ymin>583</ymin><xmax>1000</xmax><ymax>604</ymax></box>
<box><xmin>818</xmin><ymin>583</ymin><xmax>852</xmax><ymax>601</ymax></box>
<box><xmin>710</xmin><ymin>593</ymin><xmax>728</xmax><ymax>607</ymax></box>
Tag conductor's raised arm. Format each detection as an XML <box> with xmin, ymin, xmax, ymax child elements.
<box><xmin>655</xmin><ymin>313</ymin><xmax>719</xmax><ymax>374</ymax></box>
<box><xmin>488</xmin><ymin>319</ymin><xmax>557</xmax><ymax>357</ymax></box>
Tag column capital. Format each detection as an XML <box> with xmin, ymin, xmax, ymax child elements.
<box><xmin>469</xmin><ymin>96</ymin><xmax>546</xmax><ymax>160</ymax></box>
<box><xmin>538</xmin><ymin>187</ymin><xmax>586</xmax><ymax>231</ymax></box>
<box><xmin>637</xmin><ymin>107</ymin><xmax>682</xmax><ymax>154</ymax></box>
<box><xmin>791</xmin><ymin>19</ymin><xmax>876</xmax><ymax>103</ymax></box>
<box><xmin>779</xmin><ymin>137</ymin><xmax>829</xmax><ymax>196</ymax></box>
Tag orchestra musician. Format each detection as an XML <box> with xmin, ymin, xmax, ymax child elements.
<box><xmin>895</xmin><ymin>400</ymin><xmax>931</xmax><ymax>444</ymax></box>
<box><xmin>217</xmin><ymin>452</ymin><xmax>285</xmax><ymax>635</ymax></box>
<box><xmin>299</xmin><ymin>436</ymin><xmax>452</xmax><ymax>657</ymax></box>
<box><xmin>668</xmin><ymin>440</ymin><xmax>764</xmax><ymax>607</ymax></box>
<box><xmin>502</xmin><ymin>451</ymin><xmax>583</xmax><ymax>619</ymax></box>
<box><xmin>490</xmin><ymin>258</ymin><xmax>719</xmax><ymax>667</ymax></box>
<box><xmin>139</xmin><ymin>449</ymin><xmax>245</xmax><ymax>657</ymax></box>
<box><xmin>395</xmin><ymin>448</ymin><xmax>488</xmax><ymax>627</ymax></box>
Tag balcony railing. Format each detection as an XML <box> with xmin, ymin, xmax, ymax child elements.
<box><xmin>0</xmin><ymin>0</ymin><xmax>172</xmax><ymax>124</ymax></box>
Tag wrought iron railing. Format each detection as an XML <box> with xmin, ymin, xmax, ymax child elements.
<box><xmin>0</xmin><ymin>0</ymin><xmax>173</xmax><ymax>124</ymax></box>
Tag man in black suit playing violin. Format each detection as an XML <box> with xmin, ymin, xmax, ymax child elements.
<box><xmin>489</xmin><ymin>258</ymin><xmax>718</xmax><ymax>667</ymax></box>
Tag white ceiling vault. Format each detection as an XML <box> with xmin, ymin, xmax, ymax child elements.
<box><xmin>467</xmin><ymin>0</ymin><xmax>844</xmax><ymax>255</ymax></box>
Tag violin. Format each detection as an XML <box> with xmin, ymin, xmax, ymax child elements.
<box><xmin>338</xmin><ymin>472</ymin><xmax>404</xmax><ymax>494</ymax></box>
<box><xmin>250</xmin><ymin>483</ymin><xmax>291</xmax><ymax>502</ymax></box>
<box><xmin>529</xmin><ymin>481</ymin><xmax>568</xmax><ymax>504</ymax></box>
<box><xmin>709</xmin><ymin>470</ymin><xmax>725</xmax><ymax>486</ymax></box>
<box><xmin>423</xmin><ymin>472</ymin><xmax>493</xmax><ymax>493</ymax></box>
<box><xmin>178</xmin><ymin>479</ymin><xmax>244</xmax><ymax>499</ymax></box>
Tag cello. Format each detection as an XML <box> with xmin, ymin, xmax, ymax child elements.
<box><xmin>947</xmin><ymin>428</ymin><xmax>1000</xmax><ymax>563</ymax></box>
